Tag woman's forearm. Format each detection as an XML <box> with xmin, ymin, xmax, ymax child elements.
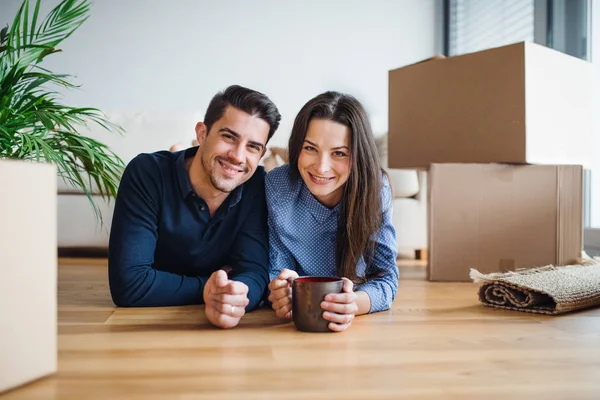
<box><xmin>355</xmin><ymin>290</ymin><xmax>371</xmax><ymax>315</ymax></box>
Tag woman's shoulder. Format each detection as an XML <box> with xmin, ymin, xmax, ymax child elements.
<box><xmin>266</xmin><ymin>164</ymin><xmax>291</xmax><ymax>184</ymax></box>
<box><xmin>265</xmin><ymin>164</ymin><xmax>302</xmax><ymax>207</ymax></box>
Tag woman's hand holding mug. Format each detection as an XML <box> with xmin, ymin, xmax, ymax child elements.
<box><xmin>320</xmin><ymin>278</ymin><xmax>358</xmax><ymax>332</ymax></box>
<box><xmin>268</xmin><ymin>269</ymin><xmax>299</xmax><ymax>319</ymax></box>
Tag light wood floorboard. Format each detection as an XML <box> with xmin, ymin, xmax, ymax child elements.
<box><xmin>2</xmin><ymin>259</ymin><xmax>600</xmax><ymax>399</ymax></box>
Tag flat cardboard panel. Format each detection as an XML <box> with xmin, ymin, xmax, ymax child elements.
<box><xmin>0</xmin><ymin>160</ymin><xmax>57</xmax><ymax>393</ymax></box>
<box><xmin>389</xmin><ymin>42</ymin><xmax>593</xmax><ymax>169</ymax></box>
<box><xmin>428</xmin><ymin>164</ymin><xmax>582</xmax><ymax>282</ymax></box>
<box><xmin>557</xmin><ymin>165</ymin><xmax>584</xmax><ymax>265</ymax></box>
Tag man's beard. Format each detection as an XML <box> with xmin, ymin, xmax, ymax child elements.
<box><xmin>202</xmin><ymin>153</ymin><xmax>248</xmax><ymax>193</ymax></box>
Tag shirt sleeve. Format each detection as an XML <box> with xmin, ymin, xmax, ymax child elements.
<box><xmin>226</xmin><ymin>173</ymin><xmax>270</xmax><ymax>312</ymax></box>
<box><xmin>265</xmin><ymin>171</ymin><xmax>297</xmax><ymax>282</ymax></box>
<box><xmin>108</xmin><ymin>154</ymin><xmax>206</xmax><ymax>307</ymax></box>
<box><xmin>355</xmin><ymin>178</ymin><xmax>399</xmax><ymax>313</ymax></box>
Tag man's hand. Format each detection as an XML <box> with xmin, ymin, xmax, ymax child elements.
<box><xmin>203</xmin><ymin>270</ymin><xmax>249</xmax><ymax>329</ymax></box>
<box><xmin>268</xmin><ymin>269</ymin><xmax>299</xmax><ymax>319</ymax></box>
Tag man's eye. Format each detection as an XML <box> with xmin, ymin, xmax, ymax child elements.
<box><xmin>249</xmin><ymin>145</ymin><xmax>261</xmax><ymax>152</ymax></box>
<box><xmin>222</xmin><ymin>133</ymin><xmax>234</xmax><ymax>140</ymax></box>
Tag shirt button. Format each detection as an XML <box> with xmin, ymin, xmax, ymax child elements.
<box><xmin>200</xmin><ymin>206</ymin><xmax>206</xmax><ymax>211</ymax></box>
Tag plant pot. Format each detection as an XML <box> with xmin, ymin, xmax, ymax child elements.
<box><xmin>0</xmin><ymin>160</ymin><xmax>57</xmax><ymax>393</ymax></box>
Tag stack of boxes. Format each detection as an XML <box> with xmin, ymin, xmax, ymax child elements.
<box><xmin>388</xmin><ymin>42</ymin><xmax>593</xmax><ymax>281</ymax></box>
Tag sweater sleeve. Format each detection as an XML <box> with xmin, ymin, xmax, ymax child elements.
<box><xmin>226</xmin><ymin>171</ymin><xmax>270</xmax><ymax>311</ymax></box>
<box><xmin>108</xmin><ymin>154</ymin><xmax>206</xmax><ymax>307</ymax></box>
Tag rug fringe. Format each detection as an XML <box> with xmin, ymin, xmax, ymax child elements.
<box><xmin>470</xmin><ymin>265</ymin><xmax>557</xmax><ymax>283</ymax></box>
<box><xmin>470</xmin><ymin>252</ymin><xmax>600</xmax><ymax>283</ymax></box>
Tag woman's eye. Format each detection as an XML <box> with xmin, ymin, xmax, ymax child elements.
<box><xmin>303</xmin><ymin>146</ymin><xmax>316</xmax><ymax>152</ymax></box>
<box><xmin>333</xmin><ymin>151</ymin><xmax>348</xmax><ymax>157</ymax></box>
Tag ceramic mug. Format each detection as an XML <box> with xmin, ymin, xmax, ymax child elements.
<box><xmin>292</xmin><ymin>276</ymin><xmax>344</xmax><ymax>332</ymax></box>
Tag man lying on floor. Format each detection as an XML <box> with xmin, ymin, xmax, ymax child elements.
<box><xmin>108</xmin><ymin>85</ymin><xmax>281</xmax><ymax>329</ymax></box>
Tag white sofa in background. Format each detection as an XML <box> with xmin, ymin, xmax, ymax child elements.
<box><xmin>376</xmin><ymin>135</ymin><xmax>427</xmax><ymax>259</ymax></box>
<box><xmin>57</xmin><ymin>112</ymin><xmax>427</xmax><ymax>258</ymax></box>
<box><xmin>57</xmin><ymin>110</ymin><xmax>203</xmax><ymax>251</ymax></box>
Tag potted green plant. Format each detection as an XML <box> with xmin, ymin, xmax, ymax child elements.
<box><xmin>0</xmin><ymin>0</ymin><xmax>125</xmax><ymax>220</ymax></box>
<box><xmin>0</xmin><ymin>0</ymin><xmax>124</xmax><ymax>392</ymax></box>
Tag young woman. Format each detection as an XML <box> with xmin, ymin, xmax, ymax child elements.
<box><xmin>266</xmin><ymin>91</ymin><xmax>399</xmax><ymax>332</ymax></box>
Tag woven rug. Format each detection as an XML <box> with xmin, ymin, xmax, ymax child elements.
<box><xmin>469</xmin><ymin>260</ymin><xmax>600</xmax><ymax>315</ymax></box>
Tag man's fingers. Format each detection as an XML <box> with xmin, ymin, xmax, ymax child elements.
<box><xmin>212</xmin><ymin>270</ymin><xmax>229</xmax><ymax>288</ymax></box>
<box><xmin>208</xmin><ymin>311</ymin><xmax>242</xmax><ymax>329</ymax></box>
<box><xmin>213</xmin><ymin>302</ymin><xmax>246</xmax><ymax>318</ymax></box>
<box><xmin>212</xmin><ymin>293</ymin><xmax>250</xmax><ymax>307</ymax></box>
<box><xmin>213</xmin><ymin>280</ymin><xmax>249</xmax><ymax>295</ymax></box>
<box><xmin>222</xmin><ymin>266</ymin><xmax>233</xmax><ymax>274</ymax></box>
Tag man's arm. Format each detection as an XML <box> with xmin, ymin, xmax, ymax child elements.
<box><xmin>226</xmin><ymin>179</ymin><xmax>270</xmax><ymax>311</ymax></box>
<box><xmin>108</xmin><ymin>154</ymin><xmax>207</xmax><ymax>307</ymax></box>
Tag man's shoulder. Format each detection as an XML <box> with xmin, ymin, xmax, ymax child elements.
<box><xmin>243</xmin><ymin>165</ymin><xmax>266</xmax><ymax>192</ymax></box>
<box><xmin>119</xmin><ymin>151</ymin><xmax>176</xmax><ymax>195</ymax></box>
<box><xmin>128</xmin><ymin>150</ymin><xmax>173</xmax><ymax>168</ymax></box>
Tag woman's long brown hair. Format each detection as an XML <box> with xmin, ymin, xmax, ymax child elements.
<box><xmin>287</xmin><ymin>91</ymin><xmax>384</xmax><ymax>284</ymax></box>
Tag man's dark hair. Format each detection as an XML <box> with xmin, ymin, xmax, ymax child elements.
<box><xmin>203</xmin><ymin>85</ymin><xmax>281</xmax><ymax>142</ymax></box>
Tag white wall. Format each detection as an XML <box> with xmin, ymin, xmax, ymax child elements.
<box><xmin>1</xmin><ymin>0</ymin><xmax>441</xmax><ymax>149</ymax></box>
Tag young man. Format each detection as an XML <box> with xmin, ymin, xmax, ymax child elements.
<box><xmin>108</xmin><ymin>85</ymin><xmax>281</xmax><ymax>329</ymax></box>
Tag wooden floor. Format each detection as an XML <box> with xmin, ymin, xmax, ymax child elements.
<box><xmin>3</xmin><ymin>259</ymin><xmax>600</xmax><ymax>400</ymax></box>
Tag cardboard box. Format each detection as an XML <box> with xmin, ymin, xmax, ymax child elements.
<box><xmin>0</xmin><ymin>160</ymin><xmax>57</xmax><ymax>393</ymax></box>
<box><xmin>428</xmin><ymin>163</ymin><xmax>583</xmax><ymax>282</ymax></box>
<box><xmin>388</xmin><ymin>42</ymin><xmax>593</xmax><ymax>169</ymax></box>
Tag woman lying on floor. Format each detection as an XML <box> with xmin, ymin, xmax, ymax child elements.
<box><xmin>266</xmin><ymin>91</ymin><xmax>399</xmax><ymax>332</ymax></box>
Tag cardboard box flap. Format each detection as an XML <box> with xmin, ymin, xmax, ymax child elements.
<box><xmin>388</xmin><ymin>41</ymin><xmax>592</xmax><ymax>169</ymax></box>
<box><xmin>557</xmin><ymin>165</ymin><xmax>583</xmax><ymax>265</ymax></box>
<box><xmin>389</xmin><ymin>54</ymin><xmax>447</xmax><ymax>73</ymax></box>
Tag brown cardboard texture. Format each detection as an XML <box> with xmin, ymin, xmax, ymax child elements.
<box><xmin>428</xmin><ymin>163</ymin><xmax>583</xmax><ymax>282</ymax></box>
<box><xmin>388</xmin><ymin>42</ymin><xmax>593</xmax><ymax>169</ymax></box>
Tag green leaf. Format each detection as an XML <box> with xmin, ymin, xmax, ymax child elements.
<box><xmin>0</xmin><ymin>0</ymin><xmax>125</xmax><ymax>224</ymax></box>
<box><xmin>0</xmin><ymin>26</ymin><xmax>8</xmax><ymax>45</ymax></box>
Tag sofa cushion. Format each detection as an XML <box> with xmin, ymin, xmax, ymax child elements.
<box><xmin>375</xmin><ymin>133</ymin><xmax>420</xmax><ymax>198</ymax></box>
<box><xmin>384</xmin><ymin>168</ymin><xmax>420</xmax><ymax>198</ymax></box>
<box><xmin>58</xmin><ymin>110</ymin><xmax>203</xmax><ymax>194</ymax></box>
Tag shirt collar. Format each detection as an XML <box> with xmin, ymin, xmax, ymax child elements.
<box><xmin>175</xmin><ymin>146</ymin><xmax>243</xmax><ymax>208</ymax></box>
<box><xmin>299</xmin><ymin>180</ymin><xmax>341</xmax><ymax>223</ymax></box>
